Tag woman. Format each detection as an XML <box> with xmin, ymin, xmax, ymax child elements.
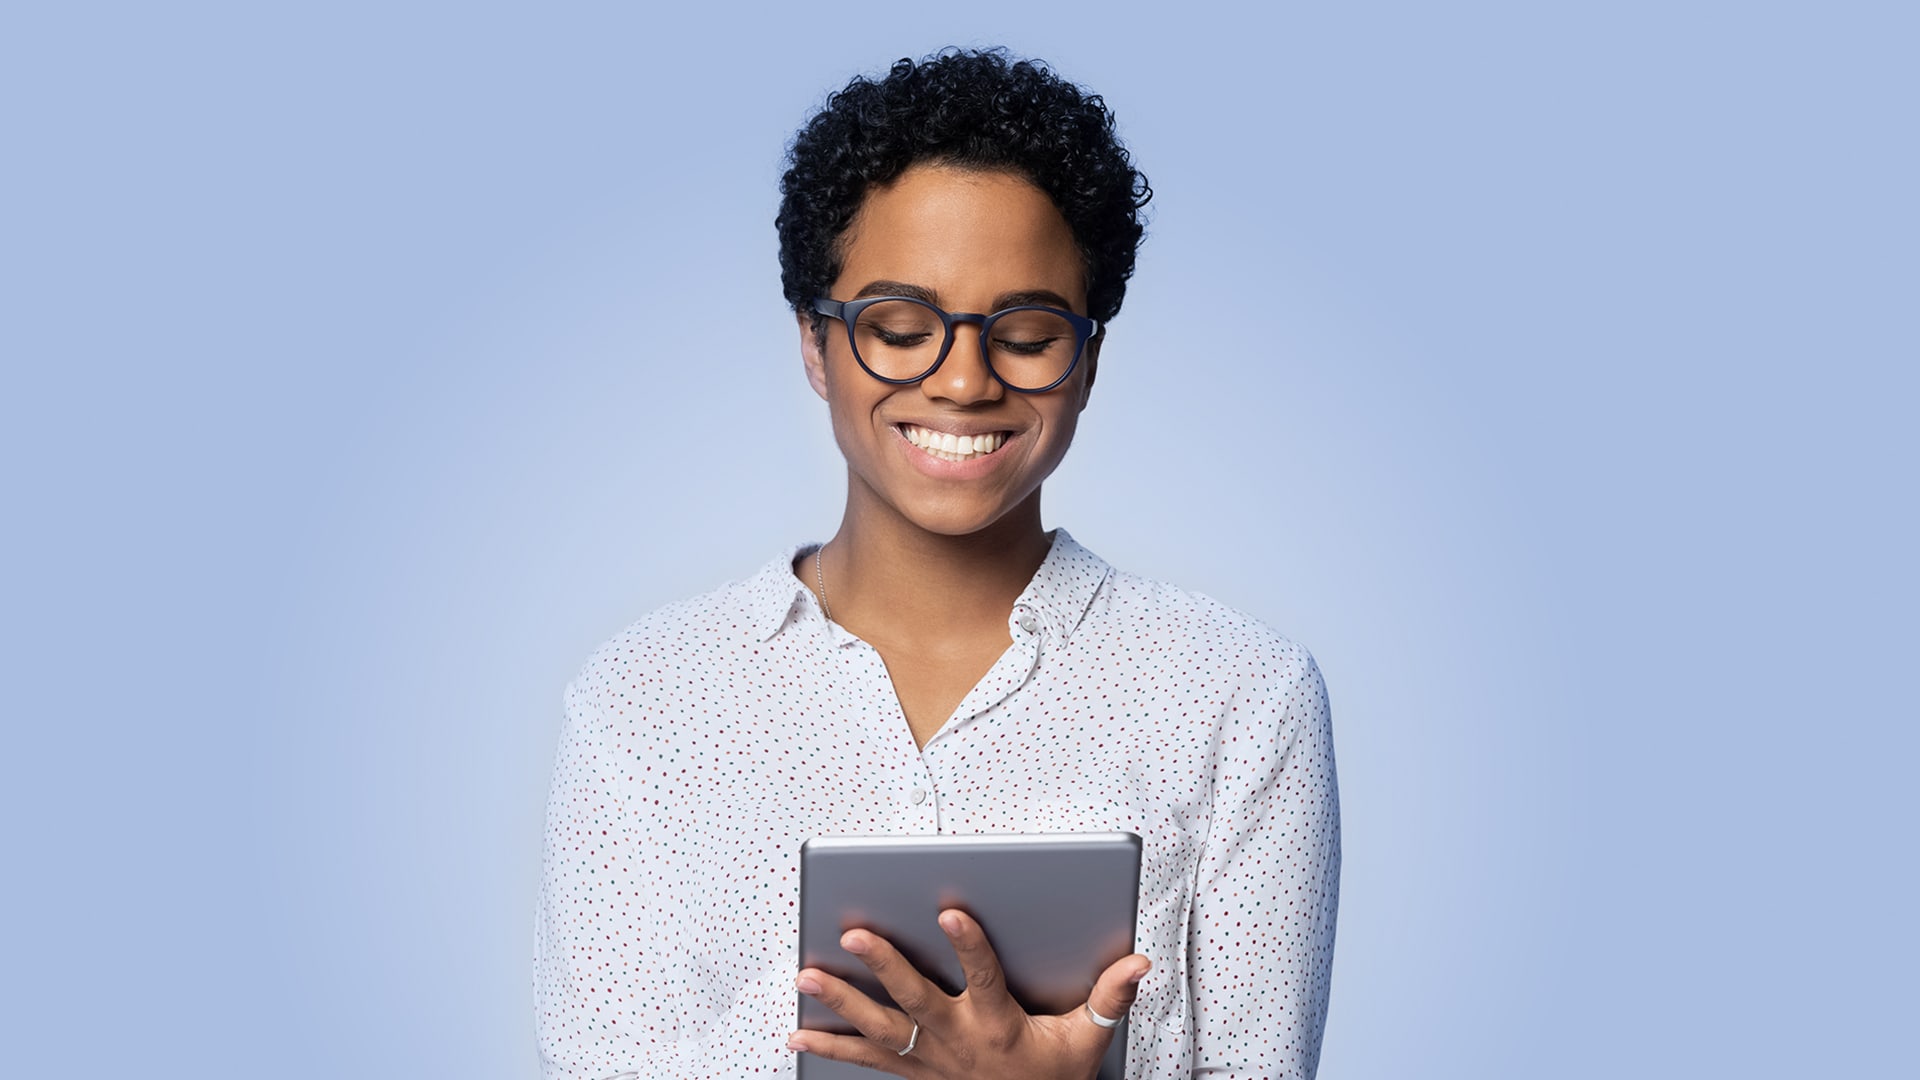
<box><xmin>537</xmin><ymin>49</ymin><xmax>1340</xmax><ymax>1079</ymax></box>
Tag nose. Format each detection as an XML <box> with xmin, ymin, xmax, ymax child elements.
<box><xmin>920</xmin><ymin>327</ymin><xmax>1004</xmax><ymax>405</ymax></box>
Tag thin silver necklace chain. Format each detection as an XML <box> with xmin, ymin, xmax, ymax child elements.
<box><xmin>814</xmin><ymin>544</ymin><xmax>833</xmax><ymax>623</ymax></box>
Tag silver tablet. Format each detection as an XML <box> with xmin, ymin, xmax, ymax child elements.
<box><xmin>796</xmin><ymin>832</ymin><xmax>1142</xmax><ymax>1080</ymax></box>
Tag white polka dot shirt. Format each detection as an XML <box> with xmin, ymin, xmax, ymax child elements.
<box><xmin>536</xmin><ymin>530</ymin><xmax>1340</xmax><ymax>1078</ymax></box>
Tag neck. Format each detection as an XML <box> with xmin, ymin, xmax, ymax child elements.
<box><xmin>815</xmin><ymin>487</ymin><xmax>1052</xmax><ymax>648</ymax></box>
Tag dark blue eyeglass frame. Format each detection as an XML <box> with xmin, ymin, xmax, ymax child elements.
<box><xmin>811</xmin><ymin>296</ymin><xmax>1101</xmax><ymax>394</ymax></box>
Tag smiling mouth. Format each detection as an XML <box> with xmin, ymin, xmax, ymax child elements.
<box><xmin>897</xmin><ymin>423</ymin><xmax>1011</xmax><ymax>463</ymax></box>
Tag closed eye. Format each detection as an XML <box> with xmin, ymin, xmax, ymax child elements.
<box><xmin>991</xmin><ymin>335</ymin><xmax>1065</xmax><ymax>356</ymax></box>
<box><xmin>870</xmin><ymin>328</ymin><xmax>935</xmax><ymax>348</ymax></box>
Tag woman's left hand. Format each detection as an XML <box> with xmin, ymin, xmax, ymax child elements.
<box><xmin>788</xmin><ymin>907</ymin><xmax>1150</xmax><ymax>1079</ymax></box>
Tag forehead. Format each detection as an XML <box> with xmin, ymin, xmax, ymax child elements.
<box><xmin>833</xmin><ymin>164</ymin><xmax>1087</xmax><ymax>309</ymax></box>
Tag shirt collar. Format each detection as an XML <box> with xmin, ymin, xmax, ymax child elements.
<box><xmin>1007</xmin><ymin>528</ymin><xmax>1109</xmax><ymax>647</ymax></box>
<box><xmin>745</xmin><ymin>543</ymin><xmax>819</xmax><ymax>642</ymax></box>
<box><xmin>746</xmin><ymin>529</ymin><xmax>1110</xmax><ymax>646</ymax></box>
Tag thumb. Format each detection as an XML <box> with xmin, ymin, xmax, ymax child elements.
<box><xmin>1081</xmin><ymin>953</ymin><xmax>1152</xmax><ymax>1034</ymax></box>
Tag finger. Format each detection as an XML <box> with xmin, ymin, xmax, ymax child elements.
<box><xmin>787</xmin><ymin>1028</ymin><xmax>924</xmax><ymax>1078</ymax></box>
<box><xmin>1078</xmin><ymin>953</ymin><xmax>1152</xmax><ymax>1034</ymax></box>
<box><xmin>795</xmin><ymin>967</ymin><xmax>917</xmax><ymax>1050</ymax></box>
<box><xmin>842</xmin><ymin>928</ymin><xmax>949</xmax><ymax>1022</ymax></box>
<box><xmin>936</xmin><ymin>909</ymin><xmax>1020</xmax><ymax>1021</ymax></box>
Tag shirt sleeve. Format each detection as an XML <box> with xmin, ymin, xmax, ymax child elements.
<box><xmin>535</xmin><ymin>679</ymin><xmax>685</xmax><ymax>1079</ymax></box>
<box><xmin>1187</xmin><ymin>644</ymin><xmax>1341</xmax><ymax>1078</ymax></box>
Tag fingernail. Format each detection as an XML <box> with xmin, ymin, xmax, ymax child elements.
<box><xmin>1129</xmin><ymin>964</ymin><xmax>1150</xmax><ymax>984</ymax></box>
<box><xmin>786</xmin><ymin>1035</ymin><xmax>805</xmax><ymax>1051</ymax></box>
<box><xmin>939</xmin><ymin>912</ymin><xmax>962</xmax><ymax>936</ymax></box>
<box><xmin>841</xmin><ymin>933</ymin><xmax>869</xmax><ymax>954</ymax></box>
<box><xmin>796</xmin><ymin>974</ymin><xmax>821</xmax><ymax>995</ymax></box>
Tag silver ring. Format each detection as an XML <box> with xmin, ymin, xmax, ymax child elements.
<box><xmin>897</xmin><ymin>1021</ymin><xmax>919</xmax><ymax>1056</ymax></box>
<box><xmin>1085</xmin><ymin>1002</ymin><xmax>1121</xmax><ymax>1029</ymax></box>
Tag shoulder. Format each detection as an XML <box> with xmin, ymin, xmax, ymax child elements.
<box><xmin>1085</xmin><ymin>559</ymin><xmax>1328</xmax><ymax>719</ymax></box>
<box><xmin>1096</xmin><ymin>563</ymin><xmax>1318</xmax><ymax>670</ymax></box>
<box><xmin>566</xmin><ymin>546</ymin><xmax>811</xmax><ymax>712</ymax></box>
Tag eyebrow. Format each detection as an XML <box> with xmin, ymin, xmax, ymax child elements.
<box><xmin>848</xmin><ymin>280</ymin><xmax>1081</xmax><ymax>314</ymax></box>
<box><xmin>851</xmin><ymin>280</ymin><xmax>939</xmax><ymax>303</ymax></box>
<box><xmin>990</xmin><ymin>289</ymin><xmax>1078</xmax><ymax>313</ymax></box>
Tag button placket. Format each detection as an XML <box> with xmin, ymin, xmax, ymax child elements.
<box><xmin>904</xmin><ymin>760</ymin><xmax>940</xmax><ymax>832</ymax></box>
<box><xmin>907</xmin><ymin>733</ymin><xmax>943</xmax><ymax>832</ymax></box>
<box><xmin>847</xmin><ymin>641</ymin><xmax>941</xmax><ymax>831</ymax></box>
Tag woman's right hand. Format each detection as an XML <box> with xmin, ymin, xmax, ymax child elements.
<box><xmin>788</xmin><ymin>908</ymin><xmax>1150</xmax><ymax>1079</ymax></box>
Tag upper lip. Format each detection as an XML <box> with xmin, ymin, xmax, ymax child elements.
<box><xmin>891</xmin><ymin>418</ymin><xmax>1019</xmax><ymax>437</ymax></box>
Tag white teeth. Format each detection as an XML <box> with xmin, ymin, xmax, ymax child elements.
<box><xmin>900</xmin><ymin>425</ymin><xmax>1008</xmax><ymax>461</ymax></box>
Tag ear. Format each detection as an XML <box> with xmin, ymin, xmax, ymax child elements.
<box><xmin>797</xmin><ymin>311</ymin><xmax>829</xmax><ymax>401</ymax></box>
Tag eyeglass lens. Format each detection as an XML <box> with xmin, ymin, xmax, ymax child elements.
<box><xmin>850</xmin><ymin>299</ymin><xmax>1079</xmax><ymax>390</ymax></box>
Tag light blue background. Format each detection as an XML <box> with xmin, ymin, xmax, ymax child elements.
<box><xmin>4</xmin><ymin>2</ymin><xmax>1912</xmax><ymax>1076</ymax></box>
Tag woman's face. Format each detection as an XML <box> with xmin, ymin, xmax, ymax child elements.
<box><xmin>799</xmin><ymin>163</ymin><xmax>1098</xmax><ymax>538</ymax></box>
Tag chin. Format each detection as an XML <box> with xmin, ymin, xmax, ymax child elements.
<box><xmin>902</xmin><ymin>507</ymin><xmax>1013</xmax><ymax>538</ymax></box>
<box><xmin>887</xmin><ymin>489</ymin><xmax>1033</xmax><ymax>538</ymax></box>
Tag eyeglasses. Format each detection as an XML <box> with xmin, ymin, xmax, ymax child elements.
<box><xmin>811</xmin><ymin>296</ymin><xmax>1100</xmax><ymax>394</ymax></box>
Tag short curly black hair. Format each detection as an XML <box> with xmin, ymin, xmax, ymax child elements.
<box><xmin>778</xmin><ymin>48</ymin><xmax>1151</xmax><ymax>326</ymax></box>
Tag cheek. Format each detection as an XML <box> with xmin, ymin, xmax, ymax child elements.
<box><xmin>825</xmin><ymin>394</ymin><xmax>863</xmax><ymax>453</ymax></box>
<box><xmin>822</xmin><ymin>366</ymin><xmax>887</xmax><ymax>452</ymax></box>
<box><xmin>1028</xmin><ymin>406</ymin><xmax>1082</xmax><ymax>470</ymax></box>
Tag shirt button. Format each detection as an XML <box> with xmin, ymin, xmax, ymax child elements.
<box><xmin>1017</xmin><ymin>613</ymin><xmax>1039</xmax><ymax>633</ymax></box>
<box><xmin>911</xmin><ymin>788</ymin><xmax>928</xmax><ymax>805</ymax></box>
